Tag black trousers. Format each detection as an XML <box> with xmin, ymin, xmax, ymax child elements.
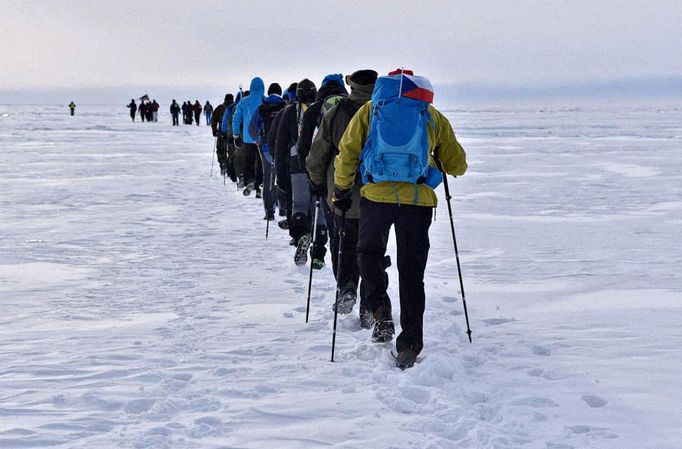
<box><xmin>357</xmin><ymin>198</ymin><xmax>432</xmax><ymax>354</ymax></box>
<box><xmin>242</xmin><ymin>143</ymin><xmax>258</xmax><ymax>186</ymax></box>
<box><xmin>216</xmin><ymin>135</ymin><xmax>227</xmax><ymax>169</ymax></box>
<box><xmin>172</xmin><ymin>114</ymin><xmax>179</xmax><ymax>126</ymax></box>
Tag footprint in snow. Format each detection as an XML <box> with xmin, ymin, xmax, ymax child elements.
<box><xmin>482</xmin><ymin>318</ymin><xmax>514</xmax><ymax>326</ymax></box>
<box><xmin>581</xmin><ymin>394</ymin><xmax>607</xmax><ymax>408</ymax></box>
<box><xmin>531</xmin><ymin>345</ymin><xmax>551</xmax><ymax>356</ymax></box>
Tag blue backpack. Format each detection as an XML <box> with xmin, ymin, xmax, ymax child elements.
<box><xmin>359</xmin><ymin>74</ymin><xmax>442</xmax><ymax>190</ymax></box>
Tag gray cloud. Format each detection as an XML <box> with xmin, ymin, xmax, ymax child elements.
<box><xmin>1</xmin><ymin>0</ymin><xmax>681</xmax><ymax>91</ymax></box>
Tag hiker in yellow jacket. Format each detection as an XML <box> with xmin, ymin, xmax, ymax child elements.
<box><xmin>68</xmin><ymin>101</ymin><xmax>76</xmax><ymax>116</ymax></box>
<box><xmin>333</xmin><ymin>69</ymin><xmax>467</xmax><ymax>369</ymax></box>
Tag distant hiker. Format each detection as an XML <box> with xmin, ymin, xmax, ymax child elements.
<box><xmin>183</xmin><ymin>101</ymin><xmax>192</xmax><ymax>124</ymax></box>
<box><xmin>151</xmin><ymin>100</ymin><xmax>160</xmax><ymax>122</ymax></box>
<box><xmin>333</xmin><ymin>69</ymin><xmax>468</xmax><ymax>369</ymax></box>
<box><xmin>204</xmin><ymin>101</ymin><xmax>213</xmax><ymax>125</ymax></box>
<box><xmin>146</xmin><ymin>102</ymin><xmax>153</xmax><ymax>122</ymax></box>
<box><xmin>249</xmin><ymin>82</ymin><xmax>285</xmax><ymax>220</ymax></box>
<box><xmin>193</xmin><ymin>100</ymin><xmax>202</xmax><ymax>126</ymax></box>
<box><xmin>222</xmin><ymin>91</ymin><xmax>243</xmax><ymax>184</ymax></box>
<box><xmin>232</xmin><ymin>77</ymin><xmax>265</xmax><ymax>196</ymax></box>
<box><xmin>127</xmin><ymin>99</ymin><xmax>137</xmax><ymax>121</ymax></box>
<box><xmin>295</xmin><ymin>73</ymin><xmax>348</xmax><ymax>270</ymax></box>
<box><xmin>275</xmin><ymin>78</ymin><xmax>322</xmax><ymax>265</ymax></box>
<box><xmin>211</xmin><ymin>94</ymin><xmax>235</xmax><ymax>178</ymax></box>
<box><xmin>307</xmin><ymin>69</ymin><xmax>377</xmax><ymax>326</ymax></box>
<box><xmin>139</xmin><ymin>101</ymin><xmax>147</xmax><ymax>122</ymax></box>
<box><xmin>69</xmin><ymin>101</ymin><xmax>76</xmax><ymax>116</ymax></box>
<box><xmin>170</xmin><ymin>99</ymin><xmax>181</xmax><ymax>126</ymax></box>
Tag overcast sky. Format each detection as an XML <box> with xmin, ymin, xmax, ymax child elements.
<box><xmin>1</xmin><ymin>0</ymin><xmax>681</xmax><ymax>92</ymax></box>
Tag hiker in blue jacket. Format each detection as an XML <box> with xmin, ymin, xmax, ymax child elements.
<box><xmin>233</xmin><ymin>77</ymin><xmax>266</xmax><ymax>196</ymax></box>
<box><xmin>249</xmin><ymin>83</ymin><xmax>286</xmax><ymax>220</ymax></box>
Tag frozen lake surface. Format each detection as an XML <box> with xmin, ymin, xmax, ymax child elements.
<box><xmin>1</xmin><ymin>102</ymin><xmax>681</xmax><ymax>448</ymax></box>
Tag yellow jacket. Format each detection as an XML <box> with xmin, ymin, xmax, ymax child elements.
<box><xmin>334</xmin><ymin>102</ymin><xmax>467</xmax><ymax>207</ymax></box>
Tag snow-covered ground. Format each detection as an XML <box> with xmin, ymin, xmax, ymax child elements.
<box><xmin>1</xmin><ymin>102</ymin><xmax>680</xmax><ymax>449</ymax></box>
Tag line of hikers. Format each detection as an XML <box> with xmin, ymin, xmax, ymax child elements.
<box><xmin>211</xmin><ymin>69</ymin><xmax>468</xmax><ymax>369</ymax></box>
<box><xmin>127</xmin><ymin>99</ymin><xmax>213</xmax><ymax>126</ymax></box>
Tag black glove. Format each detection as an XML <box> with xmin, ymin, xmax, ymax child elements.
<box><xmin>332</xmin><ymin>188</ymin><xmax>353</xmax><ymax>212</ymax></box>
<box><xmin>309</xmin><ymin>181</ymin><xmax>326</xmax><ymax>196</ymax></box>
<box><xmin>234</xmin><ymin>135</ymin><xmax>243</xmax><ymax>148</ymax></box>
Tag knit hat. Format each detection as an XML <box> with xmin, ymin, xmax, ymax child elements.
<box><xmin>287</xmin><ymin>83</ymin><xmax>298</xmax><ymax>100</ymax></box>
<box><xmin>267</xmin><ymin>83</ymin><xmax>282</xmax><ymax>96</ymax></box>
<box><xmin>345</xmin><ymin>69</ymin><xmax>378</xmax><ymax>88</ymax></box>
<box><xmin>321</xmin><ymin>73</ymin><xmax>344</xmax><ymax>87</ymax></box>
<box><xmin>224</xmin><ymin>93</ymin><xmax>233</xmax><ymax>103</ymax></box>
<box><xmin>296</xmin><ymin>79</ymin><xmax>317</xmax><ymax>103</ymax></box>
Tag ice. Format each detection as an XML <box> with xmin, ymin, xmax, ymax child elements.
<box><xmin>0</xmin><ymin>102</ymin><xmax>680</xmax><ymax>448</ymax></box>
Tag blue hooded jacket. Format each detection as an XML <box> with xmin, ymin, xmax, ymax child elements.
<box><xmin>232</xmin><ymin>77</ymin><xmax>265</xmax><ymax>144</ymax></box>
<box><xmin>248</xmin><ymin>94</ymin><xmax>285</xmax><ymax>163</ymax></box>
<box><xmin>221</xmin><ymin>91</ymin><xmax>242</xmax><ymax>134</ymax></box>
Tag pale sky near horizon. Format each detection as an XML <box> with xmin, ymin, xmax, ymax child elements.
<box><xmin>1</xmin><ymin>0</ymin><xmax>681</xmax><ymax>91</ymax></box>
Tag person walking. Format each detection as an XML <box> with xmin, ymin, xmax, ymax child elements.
<box><xmin>333</xmin><ymin>69</ymin><xmax>468</xmax><ymax>369</ymax></box>
<box><xmin>274</xmin><ymin>79</ymin><xmax>323</xmax><ymax>266</ymax></box>
<box><xmin>211</xmin><ymin>94</ymin><xmax>235</xmax><ymax>177</ymax></box>
<box><xmin>139</xmin><ymin>101</ymin><xmax>147</xmax><ymax>122</ymax></box>
<box><xmin>204</xmin><ymin>101</ymin><xmax>213</xmax><ymax>125</ymax></box>
<box><xmin>185</xmin><ymin>101</ymin><xmax>193</xmax><ymax>124</ymax></box>
<box><xmin>127</xmin><ymin>99</ymin><xmax>137</xmax><ymax>121</ymax></box>
<box><xmin>170</xmin><ymin>100</ymin><xmax>181</xmax><ymax>126</ymax></box>
<box><xmin>296</xmin><ymin>73</ymin><xmax>348</xmax><ymax>270</ymax></box>
<box><xmin>151</xmin><ymin>100</ymin><xmax>159</xmax><ymax>122</ymax></box>
<box><xmin>193</xmin><ymin>100</ymin><xmax>202</xmax><ymax>126</ymax></box>
<box><xmin>249</xmin><ymin>83</ymin><xmax>286</xmax><ymax>220</ymax></box>
<box><xmin>68</xmin><ymin>101</ymin><xmax>76</xmax><ymax>116</ymax></box>
<box><xmin>232</xmin><ymin>77</ymin><xmax>266</xmax><ymax>196</ymax></box>
<box><xmin>270</xmin><ymin>82</ymin><xmax>297</xmax><ymax>226</ymax></box>
<box><xmin>307</xmin><ymin>69</ymin><xmax>377</xmax><ymax>326</ymax></box>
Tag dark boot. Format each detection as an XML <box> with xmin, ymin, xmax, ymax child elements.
<box><xmin>371</xmin><ymin>302</ymin><xmax>394</xmax><ymax>343</ymax></box>
<box><xmin>395</xmin><ymin>348</ymin><xmax>418</xmax><ymax>370</ymax></box>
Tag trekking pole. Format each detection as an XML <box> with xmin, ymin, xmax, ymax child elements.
<box><xmin>265</xmin><ymin>159</ymin><xmax>276</xmax><ymax>240</ymax></box>
<box><xmin>305</xmin><ymin>197</ymin><xmax>321</xmax><ymax>323</ymax></box>
<box><xmin>210</xmin><ymin>137</ymin><xmax>216</xmax><ymax>177</ymax></box>
<box><xmin>436</xmin><ymin>159</ymin><xmax>473</xmax><ymax>343</ymax></box>
<box><xmin>331</xmin><ymin>210</ymin><xmax>346</xmax><ymax>362</ymax></box>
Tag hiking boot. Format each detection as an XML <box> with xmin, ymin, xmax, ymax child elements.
<box><xmin>278</xmin><ymin>219</ymin><xmax>289</xmax><ymax>230</ymax></box>
<box><xmin>333</xmin><ymin>288</ymin><xmax>357</xmax><ymax>315</ymax></box>
<box><xmin>264</xmin><ymin>211</ymin><xmax>275</xmax><ymax>220</ymax></box>
<box><xmin>243</xmin><ymin>182</ymin><xmax>255</xmax><ymax>196</ymax></box>
<box><xmin>371</xmin><ymin>303</ymin><xmax>394</xmax><ymax>343</ymax></box>
<box><xmin>395</xmin><ymin>348</ymin><xmax>418</xmax><ymax>370</ymax></box>
<box><xmin>359</xmin><ymin>305</ymin><xmax>374</xmax><ymax>329</ymax></box>
<box><xmin>311</xmin><ymin>258</ymin><xmax>325</xmax><ymax>270</ymax></box>
<box><xmin>237</xmin><ymin>177</ymin><xmax>245</xmax><ymax>189</ymax></box>
<box><xmin>294</xmin><ymin>234</ymin><xmax>311</xmax><ymax>266</ymax></box>
<box><xmin>255</xmin><ymin>188</ymin><xmax>262</xmax><ymax>199</ymax></box>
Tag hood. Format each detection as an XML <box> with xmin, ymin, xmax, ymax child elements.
<box><xmin>321</xmin><ymin>73</ymin><xmax>344</xmax><ymax>87</ymax></box>
<box><xmin>264</xmin><ymin>94</ymin><xmax>284</xmax><ymax>105</ymax></box>
<box><xmin>315</xmin><ymin>81</ymin><xmax>348</xmax><ymax>102</ymax></box>
<box><xmin>249</xmin><ymin>77</ymin><xmax>265</xmax><ymax>98</ymax></box>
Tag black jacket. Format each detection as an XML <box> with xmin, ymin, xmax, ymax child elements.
<box><xmin>296</xmin><ymin>82</ymin><xmax>348</xmax><ymax>166</ymax></box>
<box><xmin>274</xmin><ymin>104</ymin><xmax>302</xmax><ymax>191</ymax></box>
